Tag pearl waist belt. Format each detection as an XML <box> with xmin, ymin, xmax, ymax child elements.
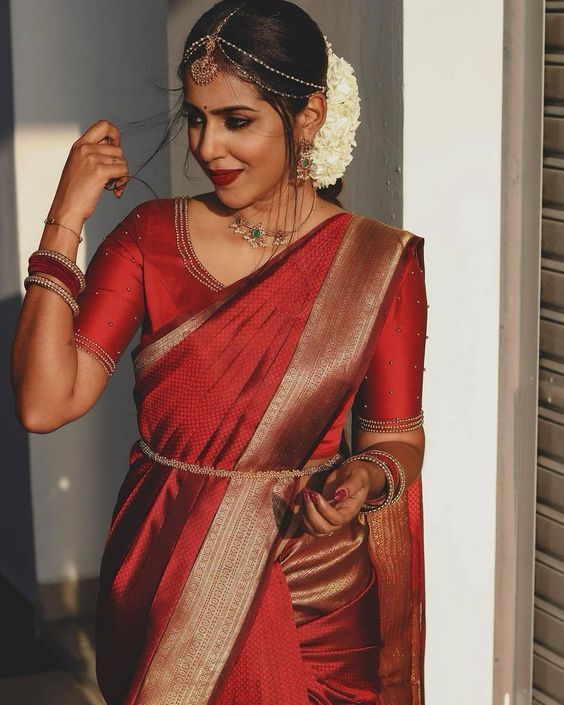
<box><xmin>136</xmin><ymin>438</ymin><xmax>344</xmax><ymax>479</ymax></box>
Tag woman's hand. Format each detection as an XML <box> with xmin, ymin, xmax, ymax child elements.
<box><xmin>299</xmin><ymin>459</ymin><xmax>385</xmax><ymax>537</ymax></box>
<box><xmin>47</xmin><ymin>119</ymin><xmax>129</xmax><ymax>227</ymax></box>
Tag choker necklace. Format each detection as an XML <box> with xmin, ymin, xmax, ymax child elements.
<box><xmin>229</xmin><ymin>192</ymin><xmax>317</xmax><ymax>249</ymax></box>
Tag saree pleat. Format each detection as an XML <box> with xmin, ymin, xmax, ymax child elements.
<box><xmin>94</xmin><ymin>212</ymin><xmax>426</xmax><ymax>704</ymax></box>
<box><xmin>96</xmin><ymin>471</ymin><xmax>229</xmax><ymax>703</ymax></box>
<box><xmin>212</xmin><ymin>562</ymin><xmax>313</xmax><ymax>705</ymax></box>
<box><xmin>213</xmin><ymin>559</ymin><xmax>383</xmax><ymax>705</ymax></box>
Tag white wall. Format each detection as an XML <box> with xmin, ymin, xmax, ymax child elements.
<box><xmin>403</xmin><ymin>1</ymin><xmax>504</xmax><ymax>703</ymax></box>
<box><xmin>9</xmin><ymin>1</ymin><xmax>170</xmax><ymax>589</ymax></box>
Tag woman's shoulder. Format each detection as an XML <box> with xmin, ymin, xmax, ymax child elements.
<box><xmin>124</xmin><ymin>197</ymin><xmax>177</xmax><ymax>224</ymax></box>
<box><xmin>119</xmin><ymin>197</ymin><xmax>186</xmax><ymax>241</ymax></box>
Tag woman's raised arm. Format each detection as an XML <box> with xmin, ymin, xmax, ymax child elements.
<box><xmin>11</xmin><ymin>119</ymin><xmax>131</xmax><ymax>432</ymax></box>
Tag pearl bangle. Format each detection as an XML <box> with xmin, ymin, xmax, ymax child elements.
<box><xmin>24</xmin><ymin>274</ymin><xmax>79</xmax><ymax>317</ymax></box>
<box><xmin>341</xmin><ymin>450</ymin><xmax>406</xmax><ymax>513</ymax></box>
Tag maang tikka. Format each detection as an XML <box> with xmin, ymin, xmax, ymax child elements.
<box><xmin>189</xmin><ymin>9</ymin><xmax>236</xmax><ymax>85</ymax></box>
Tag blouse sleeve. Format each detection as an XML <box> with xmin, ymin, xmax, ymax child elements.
<box><xmin>352</xmin><ymin>236</ymin><xmax>428</xmax><ymax>433</ymax></box>
<box><xmin>72</xmin><ymin>202</ymin><xmax>150</xmax><ymax>378</ymax></box>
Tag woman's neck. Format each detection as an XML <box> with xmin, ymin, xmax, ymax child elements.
<box><xmin>230</xmin><ymin>182</ymin><xmax>318</xmax><ymax>236</ymax></box>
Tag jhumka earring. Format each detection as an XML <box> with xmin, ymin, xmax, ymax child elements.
<box><xmin>296</xmin><ymin>139</ymin><xmax>315</xmax><ymax>181</ymax></box>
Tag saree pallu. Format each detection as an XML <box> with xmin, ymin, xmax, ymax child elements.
<box><xmin>94</xmin><ymin>213</ymin><xmax>425</xmax><ymax>705</ymax></box>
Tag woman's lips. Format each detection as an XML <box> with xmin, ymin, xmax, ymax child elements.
<box><xmin>207</xmin><ymin>169</ymin><xmax>244</xmax><ymax>187</ymax></box>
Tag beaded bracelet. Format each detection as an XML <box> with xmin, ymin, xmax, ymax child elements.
<box><xmin>29</xmin><ymin>249</ymin><xmax>86</xmax><ymax>293</ymax></box>
<box><xmin>24</xmin><ymin>274</ymin><xmax>79</xmax><ymax>317</ymax></box>
<box><xmin>28</xmin><ymin>254</ymin><xmax>85</xmax><ymax>300</ymax></box>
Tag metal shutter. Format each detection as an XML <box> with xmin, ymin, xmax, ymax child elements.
<box><xmin>534</xmin><ymin>5</ymin><xmax>564</xmax><ymax>704</ymax></box>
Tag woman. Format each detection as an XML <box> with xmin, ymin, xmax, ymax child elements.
<box><xmin>11</xmin><ymin>1</ymin><xmax>428</xmax><ymax>703</ymax></box>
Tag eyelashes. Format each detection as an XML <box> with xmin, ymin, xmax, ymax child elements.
<box><xmin>183</xmin><ymin>113</ymin><xmax>253</xmax><ymax>132</ymax></box>
<box><xmin>225</xmin><ymin>117</ymin><xmax>253</xmax><ymax>131</ymax></box>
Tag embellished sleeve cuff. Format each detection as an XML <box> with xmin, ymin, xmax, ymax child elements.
<box><xmin>74</xmin><ymin>331</ymin><xmax>116</xmax><ymax>378</ymax></box>
<box><xmin>353</xmin><ymin>409</ymin><xmax>424</xmax><ymax>433</ymax></box>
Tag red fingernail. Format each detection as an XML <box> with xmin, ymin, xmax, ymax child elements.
<box><xmin>309</xmin><ymin>490</ymin><xmax>319</xmax><ymax>504</ymax></box>
<box><xmin>302</xmin><ymin>489</ymin><xmax>310</xmax><ymax>502</ymax></box>
<box><xmin>334</xmin><ymin>489</ymin><xmax>348</xmax><ymax>501</ymax></box>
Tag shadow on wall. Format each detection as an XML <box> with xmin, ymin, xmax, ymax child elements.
<box><xmin>0</xmin><ymin>0</ymin><xmax>38</xmax><ymax>628</ymax></box>
<box><xmin>3</xmin><ymin>0</ymin><xmax>171</xmax><ymax>642</ymax></box>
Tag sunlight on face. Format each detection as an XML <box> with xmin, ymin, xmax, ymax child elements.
<box><xmin>183</xmin><ymin>70</ymin><xmax>291</xmax><ymax>210</ymax></box>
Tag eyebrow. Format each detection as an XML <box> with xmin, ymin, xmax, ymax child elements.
<box><xmin>182</xmin><ymin>101</ymin><xmax>258</xmax><ymax>115</ymax></box>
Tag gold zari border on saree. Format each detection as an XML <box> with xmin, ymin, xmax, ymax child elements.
<box><xmin>134</xmin><ymin>456</ymin><xmax>342</xmax><ymax>705</ymax></box>
<box><xmin>133</xmin><ymin>217</ymin><xmax>419</xmax><ymax>704</ymax></box>
<box><xmin>133</xmin><ymin>297</ymin><xmax>228</xmax><ymax>378</ymax></box>
<box><xmin>235</xmin><ymin>217</ymin><xmax>413</xmax><ymax>470</ymax></box>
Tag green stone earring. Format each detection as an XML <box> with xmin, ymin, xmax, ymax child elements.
<box><xmin>296</xmin><ymin>139</ymin><xmax>314</xmax><ymax>181</ymax></box>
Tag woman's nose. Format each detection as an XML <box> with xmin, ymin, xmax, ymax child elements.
<box><xmin>196</xmin><ymin>123</ymin><xmax>226</xmax><ymax>165</ymax></box>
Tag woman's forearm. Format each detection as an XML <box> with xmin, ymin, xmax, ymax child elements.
<box><xmin>11</xmin><ymin>219</ymin><xmax>84</xmax><ymax>431</ymax></box>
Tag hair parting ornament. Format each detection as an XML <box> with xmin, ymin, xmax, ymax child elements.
<box><xmin>182</xmin><ymin>5</ymin><xmax>361</xmax><ymax>189</ymax></box>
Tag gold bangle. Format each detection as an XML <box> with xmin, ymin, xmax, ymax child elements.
<box><xmin>24</xmin><ymin>274</ymin><xmax>79</xmax><ymax>317</ymax></box>
<box><xmin>44</xmin><ymin>217</ymin><xmax>83</xmax><ymax>243</ymax></box>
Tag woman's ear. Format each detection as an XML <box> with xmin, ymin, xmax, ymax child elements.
<box><xmin>296</xmin><ymin>92</ymin><xmax>327</xmax><ymax>142</ymax></box>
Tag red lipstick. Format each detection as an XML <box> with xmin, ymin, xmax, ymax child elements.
<box><xmin>207</xmin><ymin>169</ymin><xmax>244</xmax><ymax>187</ymax></box>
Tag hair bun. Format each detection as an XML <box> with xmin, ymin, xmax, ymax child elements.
<box><xmin>315</xmin><ymin>178</ymin><xmax>343</xmax><ymax>208</ymax></box>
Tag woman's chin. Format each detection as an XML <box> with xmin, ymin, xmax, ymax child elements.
<box><xmin>214</xmin><ymin>189</ymin><xmax>255</xmax><ymax>211</ymax></box>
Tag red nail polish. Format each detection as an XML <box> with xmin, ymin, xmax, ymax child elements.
<box><xmin>302</xmin><ymin>489</ymin><xmax>311</xmax><ymax>502</ymax></box>
<box><xmin>309</xmin><ymin>490</ymin><xmax>319</xmax><ymax>504</ymax></box>
<box><xmin>334</xmin><ymin>488</ymin><xmax>348</xmax><ymax>501</ymax></box>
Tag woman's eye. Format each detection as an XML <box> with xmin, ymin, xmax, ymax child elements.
<box><xmin>185</xmin><ymin>113</ymin><xmax>203</xmax><ymax>127</ymax></box>
<box><xmin>225</xmin><ymin>116</ymin><xmax>252</xmax><ymax>131</ymax></box>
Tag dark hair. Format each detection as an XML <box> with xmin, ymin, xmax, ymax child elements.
<box><xmin>125</xmin><ymin>0</ymin><xmax>343</xmax><ymax>230</ymax></box>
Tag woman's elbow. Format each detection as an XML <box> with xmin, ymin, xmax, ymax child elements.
<box><xmin>15</xmin><ymin>404</ymin><xmax>64</xmax><ymax>434</ymax></box>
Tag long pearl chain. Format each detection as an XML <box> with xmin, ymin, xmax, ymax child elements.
<box><xmin>229</xmin><ymin>192</ymin><xmax>317</xmax><ymax>249</ymax></box>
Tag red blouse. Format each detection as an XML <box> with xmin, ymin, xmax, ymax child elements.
<box><xmin>73</xmin><ymin>199</ymin><xmax>427</xmax><ymax>459</ymax></box>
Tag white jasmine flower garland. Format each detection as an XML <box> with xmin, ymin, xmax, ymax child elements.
<box><xmin>311</xmin><ymin>39</ymin><xmax>361</xmax><ymax>189</ymax></box>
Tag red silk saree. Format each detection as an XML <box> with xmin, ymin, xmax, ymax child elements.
<box><xmin>73</xmin><ymin>200</ymin><xmax>427</xmax><ymax>704</ymax></box>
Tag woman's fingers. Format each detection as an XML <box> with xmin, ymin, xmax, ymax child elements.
<box><xmin>76</xmin><ymin>119</ymin><xmax>121</xmax><ymax>147</ymax></box>
<box><xmin>97</xmin><ymin>162</ymin><xmax>129</xmax><ymax>182</ymax></box>
<box><xmin>301</xmin><ymin>489</ymin><xmax>343</xmax><ymax>536</ymax></box>
<box><xmin>300</xmin><ymin>462</ymin><xmax>371</xmax><ymax>536</ymax></box>
<box><xmin>91</xmin><ymin>144</ymin><xmax>125</xmax><ymax>159</ymax></box>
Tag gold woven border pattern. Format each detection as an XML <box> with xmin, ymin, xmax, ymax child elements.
<box><xmin>135</xmin><ymin>473</ymin><xmax>301</xmax><ymax>704</ymax></box>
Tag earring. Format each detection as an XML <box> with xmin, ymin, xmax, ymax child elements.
<box><xmin>296</xmin><ymin>139</ymin><xmax>314</xmax><ymax>181</ymax></box>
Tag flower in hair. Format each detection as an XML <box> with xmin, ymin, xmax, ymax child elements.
<box><xmin>311</xmin><ymin>39</ymin><xmax>361</xmax><ymax>189</ymax></box>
